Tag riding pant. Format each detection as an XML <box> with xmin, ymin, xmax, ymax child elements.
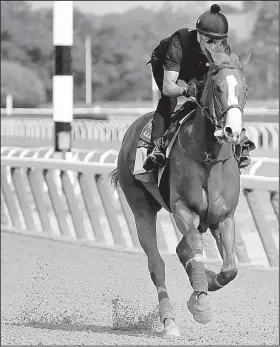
<box><xmin>150</xmin><ymin>62</ymin><xmax>177</xmax><ymax>149</ymax></box>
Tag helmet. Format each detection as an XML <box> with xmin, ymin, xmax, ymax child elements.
<box><xmin>196</xmin><ymin>4</ymin><xmax>228</xmax><ymax>38</ymax></box>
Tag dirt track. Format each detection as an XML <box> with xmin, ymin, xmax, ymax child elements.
<box><xmin>1</xmin><ymin>231</ymin><xmax>279</xmax><ymax>345</ymax></box>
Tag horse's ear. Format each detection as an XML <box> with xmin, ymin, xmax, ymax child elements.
<box><xmin>231</xmin><ymin>54</ymin><xmax>240</xmax><ymax>66</ymax></box>
<box><xmin>205</xmin><ymin>46</ymin><xmax>216</xmax><ymax>65</ymax></box>
<box><xmin>239</xmin><ymin>47</ymin><xmax>252</xmax><ymax>67</ymax></box>
<box><xmin>205</xmin><ymin>46</ymin><xmax>228</xmax><ymax>66</ymax></box>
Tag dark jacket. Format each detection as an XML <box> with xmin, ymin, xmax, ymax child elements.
<box><xmin>151</xmin><ymin>28</ymin><xmax>209</xmax><ymax>82</ymax></box>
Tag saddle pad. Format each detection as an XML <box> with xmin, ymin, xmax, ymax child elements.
<box><xmin>138</xmin><ymin>118</ymin><xmax>153</xmax><ymax>149</ymax></box>
<box><xmin>133</xmin><ymin>110</ymin><xmax>195</xmax><ymax>181</ymax></box>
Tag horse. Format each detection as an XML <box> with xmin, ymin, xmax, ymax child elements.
<box><xmin>108</xmin><ymin>46</ymin><xmax>251</xmax><ymax>337</ymax></box>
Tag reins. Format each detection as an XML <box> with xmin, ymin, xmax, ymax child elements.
<box><xmin>177</xmin><ymin>62</ymin><xmax>247</xmax><ymax>165</ymax></box>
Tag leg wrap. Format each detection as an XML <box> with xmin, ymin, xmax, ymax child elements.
<box><xmin>186</xmin><ymin>259</ymin><xmax>208</xmax><ymax>293</ymax></box>
<box><xmin>158</xmin><ymin>290</ymin><xmax>169</xmax><ymax>302</ymax></box>
<box><xmin>157</xmin><ymin>287</ymin><xmax>174</xmax><ymax>321</ymax></box>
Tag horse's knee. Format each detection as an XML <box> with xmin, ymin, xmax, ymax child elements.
<box><xmin>176</xmin><ymin>237</ymin><xmax>191</xmax><ymax>264</ymax></box>
<box><xmin>176</xmin><ymin>232</ymin><xmax>204</xmax><ymax>265</ymax></box>
<box><xmin>217</xmin><ymin>268</ymin><xmax>238</xmax><ymax>285</ymax></box>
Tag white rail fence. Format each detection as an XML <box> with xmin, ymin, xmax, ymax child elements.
<box><xmin>1</xmin><ymin>152</ymin><xmax>279</xmax><ymax>267</ymax></box>
<box><xmin>1</xmin><ymin>105</ymin><xmax>279</xmax><ymax>117</ymax></box>
<box><xmin>1</xmin><ymin>117</ymin><xmax>279</xmax><ymax>150</ymax></box>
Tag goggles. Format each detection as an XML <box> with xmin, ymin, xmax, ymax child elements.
<box><xmin>199</xmin><ymin>34</ymin><xmax>223</xmax><ymax>45</ymax></box>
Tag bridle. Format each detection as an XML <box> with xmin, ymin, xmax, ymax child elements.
<box><xmin>178</xmin><ymin>61</ymin><xmax>248</xmax><ymax>164</ymax></box>
<box><xmin>194</xmin><ymin>63</ymin><xmax>247</xmax><ymax>132</ymax></box>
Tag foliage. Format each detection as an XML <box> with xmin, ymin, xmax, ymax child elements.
<box><xmin>1</xmin><ymin>60</ymin><xmax>47</xmax><ymax>107</ymax></box>
<box><xmin>1</xmin><ymin>1</ymin><xmax>278</xmax><ymax>103</ymax></box>
<box><xmin>233</xmin><ymin>1</ymin><xmax>279</xmax><ymax>99</ymax></box>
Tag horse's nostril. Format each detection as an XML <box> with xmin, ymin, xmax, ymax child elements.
<box><xmin>225</xmin><ymin>127</ymin><xmax>233</xmax><ymax>136</ymax></box>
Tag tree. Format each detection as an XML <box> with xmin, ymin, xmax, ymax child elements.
<box><xmin>0</xmin><ymin>0</ymin><xmax>278</xmax><ymax>102</ymax></box>
<box><xmin>249</xmin><ymin>1</ymin><xmax>279</xmax><ymax>99</ymax></box>
<box><xmin>1</xmin><ymin>61</ymin><xmax>47</xmax><ymax>107</ymax></box>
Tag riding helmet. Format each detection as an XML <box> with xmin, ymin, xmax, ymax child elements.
<box><xmin>196</xmin><ymin>4</ymin><xmax>228</xmax><ymax>38</ymax></box>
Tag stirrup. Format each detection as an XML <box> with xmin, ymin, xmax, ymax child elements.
<box><xmin>238</xmin><ymin>156</ymin><xmax>251</xmax><ymax>169</ymax></box>
<box><xmin>143</xmin><ymin>156</ymin><xmax>158</xmax><ymax>171</ymax></box>
<box><xmin>151</xmin><ymin>147</ymin><xmax>166</xmax><ymax>166</ymax></box>
<box><xmin>143</xmin><ymin>149</ymin><xmax>166</xmax><ymax>171</ymax></box>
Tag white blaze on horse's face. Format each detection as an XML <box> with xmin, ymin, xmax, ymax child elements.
<box><xmin>224</xmin><ymin>75</ymin><xmax>243</xmax><ymax>143</ymax></box>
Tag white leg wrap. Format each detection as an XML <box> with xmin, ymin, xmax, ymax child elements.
<box><xmin>184</xmin><ymin>254</ymin><xmax>203</xmax><ymax>270</ymax></box>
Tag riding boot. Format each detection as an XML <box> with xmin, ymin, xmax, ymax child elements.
<box><xmin>234</xmin><ymin>131</ymin><xmax>256</xmax><ymax>169</ymax></box>
<box><xmin>152</xmin><ymin>137</ymin><xmax>167</xmax><ymax>164</ymax></box>
<box><xmin>143</xmin><ymin>137</ymin><xmax>166</xmax><ymax>171</ymax></box>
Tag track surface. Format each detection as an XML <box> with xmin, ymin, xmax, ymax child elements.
<box><xmin>1</xmin><ymin>231</ymin><xmax>279</xmax><ymax>345</ymax></box>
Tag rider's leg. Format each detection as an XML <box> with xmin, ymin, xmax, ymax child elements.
<box><xmin>143</xmin><ymin>62</ymin><xmax>177</xmax><ymax>170</ymax></box>
<box><xmin>150</xmin><ymin>95</ymin><xmax>177</xmax><ymax>151</ymax></box>
<box><xmin>234</xmin><ymin>130</ymin><xmax>256</xmax><ymax>169</ymax></box>
<box><xmin>143</xmin><ymin>95</ymin><xmax>177</xmax><ymax>170</ymax></box>
<box><xmin>147</xmin><ymin>63</ymin><xmax>177</xmax><ymax>155</ymax></box>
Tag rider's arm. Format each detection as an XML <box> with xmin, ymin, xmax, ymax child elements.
<box><xmin>162</xmin><ymin>34</ymin><xmax>187</xmax><ymax>97</ymax></box>
<box><xmin>163</xmin><ymin>70</ymin><xmax>186</xmax><ymax>97</ymax></box>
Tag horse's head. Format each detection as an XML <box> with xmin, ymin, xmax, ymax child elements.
<box><xmin>200</xmin><ymin>46</ymin><xmax>251</xmax><ymax>145</ymax></box>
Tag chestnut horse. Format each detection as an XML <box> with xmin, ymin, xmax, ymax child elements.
<box><xmin>109</xmin><ymin>46</ymin><xmax>251</xmax><ymax>337</ymax></box>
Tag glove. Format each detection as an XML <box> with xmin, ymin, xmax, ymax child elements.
<box><xmin>182</xmin><ymin>79</ymin><xmax>205</xmax><ymax>98</ymax></box>
<box><xmin>195</xmin><ymin>80</ymin><xmax>205</xmax><ymax>92</ymax></box>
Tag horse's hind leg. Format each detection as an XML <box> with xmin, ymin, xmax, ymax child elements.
<box><xmin>118</xmin><ymin>171</ymin><xmax>179</xmax><ymax>337</ymax></box>
<box><xmin>206</xmin><ymin>215</ymin><xmax>238</xmax><ymax>291</ymax></box>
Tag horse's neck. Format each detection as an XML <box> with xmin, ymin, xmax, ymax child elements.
<box><xmin>191</xmin><ymin>108</ymin><xmax>220</xmax><ymax>154</ymax></box>
<box><xmin>181</xmin><ymin>108</ymin><xmax>233</xmax><ymax>162</ymax></box>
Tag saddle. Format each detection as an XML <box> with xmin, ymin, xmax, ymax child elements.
<box><xmin>133</xmin><ymin>100</ymin><xmax>197</xmax><ymax>177</ymax></box>
<box><xmin>137</xmin><ymin>100</ymin><xmax>197</xmax><ymax>151</ymax></box>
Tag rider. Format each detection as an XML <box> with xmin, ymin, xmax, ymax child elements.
<box><xmin>143</xmin><ymin>4</ymin><xmax>243</xmax><ymax>171</ymax></box>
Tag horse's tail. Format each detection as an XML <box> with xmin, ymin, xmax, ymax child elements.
<box><xmin>104</xmin><ymin>168</ymin><xmax>119</xmax><ymax>189</ymax></box>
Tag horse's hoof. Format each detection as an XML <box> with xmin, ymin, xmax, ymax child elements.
<box><xmin>187</xmin><ymin>293</ymin><xmax>211</xmax><ymax>324</ymax></box>
<box><xmin>163</xmin><ymin>318</ymin><xmax>180</xmax><ymax>338</ymax></box>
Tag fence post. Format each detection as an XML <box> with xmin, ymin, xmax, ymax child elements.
<box><xmin>11</xmin><ymin>168</ymin><xmax>36</xmax><ymax>230</ymax></box>
<box><xmin>234</xmin><ymin>224</ymin><xmax>251</xmax><ymax>263</ymax></box>
<box><xmin>270</xmin><ymin>191</ymin><xmax>279</xmax><ymax>221</ymax></box>
<box><xmin>6</xmin><ymin>94</ymin><xmax>13</xmax><ymax>116</ymax></box>
<box><xmin>244</xmin><ymin>189</ymin><xmax>278</xmax><ymax>267</ymax></box>
<box><xmin>1</xmin><ymin>168</ymin><xmax>22</xmax><ymax>229</ymax></box>
<box><xmin>61</xmin><ymin>171</ymin><xmax>87</xmax><ymax>239</ymax></box>
<box><xmin>27</xmin><ymin>168</ymin><xmax>53</xmax><ymax>234</ymax></box>
<box><xmin>78</xmin><ymin>173</ymin><xmax>107</xmax><ymax>243</ymax></box>
<box><xmin>44</xmin><ymin>169</ymin><xmax>71</xmax><ymax>237</ymax></box>
<box><xmin>96</xmin><ymin>174</ymin><xmax>126</xmax><ymax>246</ymax></box>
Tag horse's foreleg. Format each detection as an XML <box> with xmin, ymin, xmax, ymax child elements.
<box><xmin>172</xmin><ymin>200</ymin><xmax>211</xmax><ymax>324</ymax></box>
<box><xmin>207</xmin><ymin>215</ymin><xmax>238</xmax><ymax>291</ymax></box>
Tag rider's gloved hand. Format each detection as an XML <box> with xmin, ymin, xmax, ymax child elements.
<box><xmin>182</xmin><ymin>79</ymin><xmax>205</xmax><ymax>98</ymax></box>
<box><xmin>195</xmin><ymin>80</ymin><xmax>205</xmax><ymax>92</ymax></box>
<box><xmin>182</xmin><ymin>80</ymin><xmax>197</xmax><ymax>98</ymax></box>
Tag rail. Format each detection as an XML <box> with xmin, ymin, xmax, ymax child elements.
<box><xmin>1</xmin><ymin>105</ymin><xmax>279</xmax><ymax>117</ymax></box>
<box><xmin>1</xmin><ymin>117</ymin><xmax>279</xmax><ymax>151</ymax></box>
<box><xmin>1</xmin><ymin>155</ymin><xmax>278</xmax><ymax>267</ymax></box>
